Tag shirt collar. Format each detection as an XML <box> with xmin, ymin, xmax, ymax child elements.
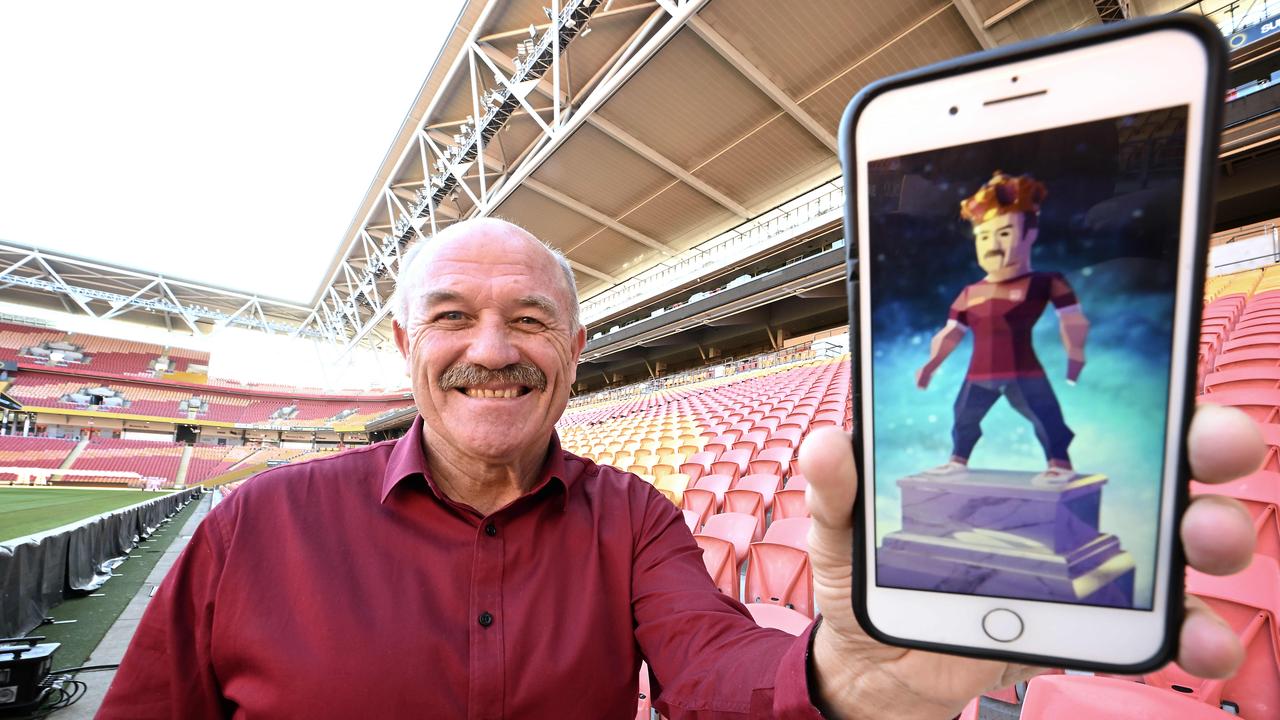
<box><xmin>380</xmin><ymin>414</ymin><xmax>575</xmax><ymax>511</ymax></box>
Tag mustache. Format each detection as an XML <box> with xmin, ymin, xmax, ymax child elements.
<box><xmin>438</xmin><ymin>362</ymin><xmax>547</xmax><ymax>391</ymax></box>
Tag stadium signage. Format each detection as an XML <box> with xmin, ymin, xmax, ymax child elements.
<box><xmin>1228</xmin><ymin>18</ymin><xmax>1280</xmax><ymax>49</ymax></box>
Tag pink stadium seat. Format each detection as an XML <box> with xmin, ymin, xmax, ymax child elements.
<box><xmin>694</xmin><ymin>534</ymin><xmax>739</xmax><ymax>600</ymax></box>
<box><xmin>762</xmin><ymin>518</ymin><xmax>811</xmax><ymax>551</ymax></box>
<box><xmin>690</xmin><ymin>474</ymin><xmax>732</xmax><ymax>509</ymax></box>
<box><xmin>680</xmin><ymin>451</ymin><xmax>719</xmax><ymax>483</ymax></box>
<box><xmin>1214</xmin><ymin>346</ymin><xmax>1280</xmax><ymax>371</ymax></box>
<box><xmin>1144</xmin><ymin>555</ymin><xmax>1280</xmax><ymax>718</ymax></box>
<box><xmin>732</xmin><ymin>429</ymin><xmax>769</xmax><ymax>456</ymax></box>
<box><xmin>745</xmin><ymin>544</ymin><xmax>812</xmax><ymax>618</ymax></box>
<box><xmin>681</xmin><ymin>489</ymin><xmax>718</xmax><ymax>531</ymax></box>
<box><xmin>734</xmin><ymin>474</ymin><xmax>782</xmax><ymax>509</ymax></box>
<box><xmin>1223</xmin><ymin>332</ymin><xmax>1280</xmax><ymax>352</ymax></box>
<box><xmin>772</xmin><ymin>489</ymin><xmax>810</xmax><ymax>521</ymax></box>
<box><xmin>1203</xmin><ymin>367</ymin><xmax>1280</xmax><ymax>394</ymax></box>
<box><xmin>703</xmin><ymin>436</ymin><xmax>735</xmax><ymax>457</ymax></box>
<box><xmin>1197</xmin><ymin>390</ymin><xmax>1280</xmax><ymax>424</ymax></box>
<box><xmin>1020</xmin><ymin>675</ymin><xmax>1229</xmax><ymax>719</ymax></box>
<box><xmin>752</xmin><ymin>417</ymin><xmax>780</xmax><ymax>433</ymax></box>
<box><xmin>723</xmin><ymin>489</ymin><xmax>766</xmax><ymax>542</ymax></box>
<box><xmin>781</xmin><ymin>415</ymin><xmax>810</xmax><ymax>433</ymax></box>
<box><xmin>711</xmin><ymin>449</ymin><xmax>752</xmax><ymax>482</ymax></box>
<box><xmin>1233</xmin><ymin>322</ymin><xmax>1280</xmax><ymax>340</ymax></box>
<box><xmin>681</xmin><ymin>509</ymin><xmax>700</xmax><ymax>534</ymax></box>
<box><xmin>749</xmin><ymin>447</ymin><xmax>793</xmax><ymax>477</ymax></box>
<box><xmin>745</xmin><ymin>519</ymin><xmax>814</xmax><ymax>617</ymax></box>
<box><xmin>636</xmin><ymin>664</ymin><xmax>653</xmax><ymax>720</ymax></box>
<box><xmin>762</xmin><ymin>425</ymin><xmax>803</xmax><ymax>448</ymax></box>
<box><xmin>745</xmin><ymin>603</ymin><xmax>811</xmax><ymax>636</ymax></box>
<box><xmin>786</xmin><ymin>473</ymin><xmax>808</xmax><ymax>490</ymax></box>
<box><xmin>698</xmin><ymin>512</ymin><xmax>756</xmax><ymax>569</ymax></box>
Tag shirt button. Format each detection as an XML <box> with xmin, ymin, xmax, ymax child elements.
<box><xmin>484</xmin><ymin>523</ymin><xmax>497</xmax><ymax>537</ymax></box>
<box><xmin>478</xmin><ymin>611</ymin><xmax>494</xmax><ymax>627</ymax></box>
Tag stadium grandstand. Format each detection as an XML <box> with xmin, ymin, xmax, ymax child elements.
<box><xmin>1</xmin><ymin>0</ymin><xmax>1279</xmax><ymax>717</ymax></box>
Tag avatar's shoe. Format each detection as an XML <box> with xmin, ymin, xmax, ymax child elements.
<box><xmin>1031</xmin><ymin>466</ymin><xmax>1076</xmax><ymax>485</ymax></box>
<box><xmin>922</xmin><ymin>460</ymin><xmax>967</xmax><ymax>475</ymax></box>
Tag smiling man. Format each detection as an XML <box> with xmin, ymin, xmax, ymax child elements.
<box><xmin>100</xmin><ymin>218</ymin><xmax>1263</xmax><ymax>719</ymax></box>
<box><xmin>916</xmin><ymin>171</ymin><xmax>1088</xmax><ymax>483</ymax></box>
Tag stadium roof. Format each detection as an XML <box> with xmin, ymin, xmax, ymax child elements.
<box><xmin>0</xmin><ymin>0</ymin><xmax>1195</xmax><ymax>350</ymax></box>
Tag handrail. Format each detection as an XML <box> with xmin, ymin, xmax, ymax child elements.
<box><xmin>581</xmin><ymin>178</ymin><xmax>844</xmax><ymax>325</ymax></box>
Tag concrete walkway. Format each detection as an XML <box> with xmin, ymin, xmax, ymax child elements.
<box><xmin>55</xmin><ymin>492</ymin><xmax>212</xmax><ymax>718</ymax></box>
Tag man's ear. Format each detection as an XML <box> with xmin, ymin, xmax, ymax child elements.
<box><xmin>393</xmin><ymin>320</ymin><xmax>411</xmax><ymax>360</ymax></box>
<box><xmin>568</xmin><ymin>325</ymin><xmax>586</xmax><ymax>384</ymax></box>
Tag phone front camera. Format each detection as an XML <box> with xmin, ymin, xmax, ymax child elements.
<box><xmin>948</xmin><ymin>106</ymin><xmax>958</xmax><ymax>116</ymax></box>
<box><xmin>1011</xmin><ymin>75</ymin><xmax>1019</xmax><ymax>83</ymax></box>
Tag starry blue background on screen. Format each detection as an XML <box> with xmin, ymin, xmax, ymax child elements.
<box><xmin>866</xmin><ymin>106</ymin><xmax>1188</xmax><ymax>609</ymax></box>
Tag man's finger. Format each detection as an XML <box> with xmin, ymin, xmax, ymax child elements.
<box><xmin>1176</xmin><ymin>595</ymin><xmax>1244</xmax><ymax>679</ymax></box>
<box><xmin>1182</xmin><ymin>494</ymin><xmax>1255</xmax><ymax>575</ymax></box>
<box><xmin>1188</xmin><ymin>404</ymin><xmax>1265</xmax><ymax>484</ymax></box>
<box><xmin>798</xmin><ymin>427</ymin><xmax>857</xmax><ymax>532</ymax></box>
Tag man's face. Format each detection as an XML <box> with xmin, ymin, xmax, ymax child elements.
<box><xmin>973</xmin><ymin>212</ymin><xmax>1036</xmax><ymax>276</ymax></box>
<box><xmin>393</xmin><ymin>225</ymin><xmax>585</xmax><ymax>463</ymax></box>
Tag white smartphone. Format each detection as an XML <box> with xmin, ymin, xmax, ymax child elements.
<box><xmin>840</xmin><ymin>16</ymin><xmax>1225</xmax><ymax>671</ymax></box>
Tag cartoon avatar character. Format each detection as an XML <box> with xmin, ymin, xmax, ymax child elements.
<box><xmin>915</xmin><ymin>171</ymin><xmax>1090</xmax><ymax>483</ymax></box>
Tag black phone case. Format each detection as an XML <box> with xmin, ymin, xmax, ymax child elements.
<box><xmin>839</xmin><ymin>14</ymin><xmax>1226</xmax><ymax>673</ymax></box>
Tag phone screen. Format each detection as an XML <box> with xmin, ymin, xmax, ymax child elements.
<box><xmin>866</xmin><ymin>105</ymin><xmax>1189</xmax><ymax>612</ymax></box>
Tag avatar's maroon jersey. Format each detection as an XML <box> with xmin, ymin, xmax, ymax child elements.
<box><xmin>947</xmin><ymin>271</ymin><xmax>1079</xmax><ymax>381</ymax></box>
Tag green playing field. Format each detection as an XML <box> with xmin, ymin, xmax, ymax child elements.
<box><xmin>0</xmin><ymin>487</ymin><xmax>173</xmax><ymax>542</ymax></box>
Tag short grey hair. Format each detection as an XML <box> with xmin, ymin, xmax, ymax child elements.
<box><xmin>389</xmin><ymin>219</ymin><xmax>580</xmax><ymax>330</ymax></box>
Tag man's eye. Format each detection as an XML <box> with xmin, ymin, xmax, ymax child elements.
<box><xmin>516</xmin><ymin>316</ymin><xmax>543</xmax><ymax>325</ymax></box>
<box><xmin>435</xmin><ymin>311</ymin><xmax>466</xmax><ymax>322</ymax></box>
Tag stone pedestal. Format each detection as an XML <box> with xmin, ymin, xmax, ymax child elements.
<box><xmin>877</xmin><ymin>469</ymin><xmax>1135</xmax><ymax>607</ymax></box>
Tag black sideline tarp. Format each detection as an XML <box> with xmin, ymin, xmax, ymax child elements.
<box><xmin>0</xmin><ymin>488</ymin><xmax>200</xmax><ymax>637</ymax></box>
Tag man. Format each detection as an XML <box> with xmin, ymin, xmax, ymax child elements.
<box><xmin>101</xmin><ymin>218</ymin><xmax>1263</xmax><ymax>718</ymax></box>
<box><xmin>917</xmin><ymin>171</ymin><xmax>1087</xmax><ymax>483</ymax></box>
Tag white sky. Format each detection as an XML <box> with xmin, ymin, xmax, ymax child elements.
<box><xmin>0</xmin><ymin>0</ymin><xmax>465</xmax><ymax>304</ymax></box>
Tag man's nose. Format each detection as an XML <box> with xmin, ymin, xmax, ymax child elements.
<box><xmin>464</xmin><ymin>318</ymin><xmax>522</xmax><ymax>370</ymax></box>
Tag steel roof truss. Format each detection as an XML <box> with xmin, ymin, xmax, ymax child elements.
<box><xmin>682</xmin><ymin>12</ymin><xmax>838</xmax><ymax>153</ymax></box>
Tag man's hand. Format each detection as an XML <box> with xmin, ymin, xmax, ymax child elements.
<box><xmin>915</xmin><ymin>365</ymin><xmax>934</xmax><ymax>390</ymax></box>
<box><xmin>799</xmin><ymin>403</ymin><xmax>1263</xmax><ymax>720</ymax></box>
<box><xmin>1066</xmin><ymin>358</ymin><xmax>1085</xmax><ymax>385</ymax></box>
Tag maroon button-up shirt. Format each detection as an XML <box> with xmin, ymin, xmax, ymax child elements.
<box><xmin>99</xmin><ymin>416</ymin><xmax>823</xmax><ymax>718</ymax></box>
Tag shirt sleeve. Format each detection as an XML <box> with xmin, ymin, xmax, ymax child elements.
<box><xmin>947</xmin><ymin>287</ymin><xmax>970</xmax><ymax>328</ymax></box>
<box><xmin>631</xmin><ymin>485</ymin><xmax>823</xmax><ymax>719</ymax></box>
<box><xmin>97</xmin><ymin>500</ymin><xmax>233</xmax><ymax>719</ymax></box>
<box><xmin>1048</xmin><ymin>272</ymin><xmax>1079</xmax><ymax>309</ymax></box>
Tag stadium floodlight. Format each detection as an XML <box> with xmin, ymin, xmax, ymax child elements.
<box><xmin>528</xmin><ymin>23</ymin><xmax>537</xmax><ymax>37</ymax></box>
<box><xmin>543</xmin><ymin>7</ymin><xmax>554</xmax><ymax>21</ymax></box>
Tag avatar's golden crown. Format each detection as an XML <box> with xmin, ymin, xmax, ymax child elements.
<box><xmin>959</xmin><ymin>171</ymin><xmax>1047</xmax><ymax>225</ymax></box>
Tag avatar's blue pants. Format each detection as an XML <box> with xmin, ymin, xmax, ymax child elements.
<box><xmin>951</xmin><ymin>375</ymin><xmax>1074</xmax><ymax>464</ymax></box>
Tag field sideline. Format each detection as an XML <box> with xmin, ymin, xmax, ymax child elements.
<box><xmin>0</xmin><ymin>487</ymin><xmax>174</xmax><ymax>542</ymax></box>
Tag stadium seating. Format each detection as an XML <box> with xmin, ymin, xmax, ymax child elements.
<box><xmin>184</xmin><ymin>445</ymin><xmax>241</xmax><ymax>484</ymax></box>
<box><xmin>68</xmin><ymin>438</ymin><xmax>184</xmax><ymax>487</ymax></box>
<box><xmin>744</xmin><ymin>518</ymin><xmax>813</xmax><ymax>617</ymax></box>
<box><xmin>0</xmin><ymin>436</ymin><xmax>78</xmax><ymax>483</ymax></box>
<box><xmin>558</xmin><ymin>353</ymin><xmax>847</xmax><ymax>641</ymax></box>
<box><xmin>1144</xmin><ymin>555</ymin><xmax>1280</xmax><ymax>718</ymax></box>
<box><xmin>1017</xmin><ymin>675</ymin><xmax>1234</xmax><ymax>719</ymax></box>
<box><xmin>4</xmin><ymin>370</ymin><xmax>412</xmax><ymax>426</ymax></box>
<box><xmin>745</xmin><ymin>603</ymin><xmax>810</xmax><ymax>636</ymax></box>
<box><xmin>636</xmin><ymin>665</ymin><xmax>652</xmax><ymax>720</ymax></box>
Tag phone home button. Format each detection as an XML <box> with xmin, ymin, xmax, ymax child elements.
<box><xmin>982</xmin><ymin>608</ymin><xmax>1024</xmax><ymax>643</ymax></box>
